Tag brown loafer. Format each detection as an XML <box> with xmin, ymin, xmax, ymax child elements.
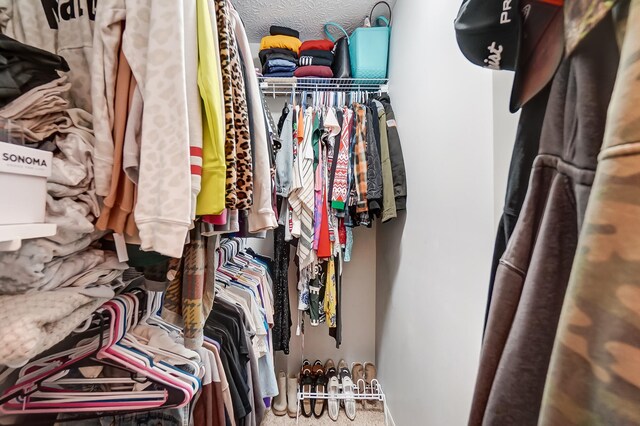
<box><xmin>364</xmin><ymin>362</ymin><xmax>379</xmax><ymax>406</ymax></box>
<box><xmin>352</xmin><ymin>362</ymin><xmax>365</xmax><ymax>407</ymax></box>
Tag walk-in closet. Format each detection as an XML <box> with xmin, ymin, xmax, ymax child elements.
<box><xmin>1</xmin><ymin>0</ymin><xmax>638</xmax><ymax>424</ymax></box>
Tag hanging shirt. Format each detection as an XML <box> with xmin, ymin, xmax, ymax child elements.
<box><xmin>354</xmin><ymin>104</ymin><xmax>369</xmax><ymax>214</ymax></box>
<box><xmin>331</xmin><ymin>108</ymin><xmax>353</xmax><ymax>210</ymax></box>
<box><xmin>196</xmin><ymin>0</ymin><xmax>226</xmax><ymax>216</ymax></box>
<box><xmin>289</xmin><ymin>108</ymin><xmax>316</xmax><ymax>270</ymax></box>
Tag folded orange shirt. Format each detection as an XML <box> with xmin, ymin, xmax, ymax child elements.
<box><xmin>300</xmin><ymin>39</ymin><xmax>335</xmax><ymax>52</ymax></box>
<box><xmin>260</xmin><ymin>35</ymin><xmax>302</xmax><ymax>54</ymax></box>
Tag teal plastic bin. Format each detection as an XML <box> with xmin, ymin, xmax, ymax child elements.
<box><xmin>349</xmin><ymin>21</ymin><xmax>390</xmax><ymax>79</ymax></box>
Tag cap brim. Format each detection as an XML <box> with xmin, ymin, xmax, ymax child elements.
<box><xmin>509</xmin><ymin>1</ymin><xmax>564</xmax><ymax>113</ymax></box>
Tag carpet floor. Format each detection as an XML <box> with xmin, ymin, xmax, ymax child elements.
<box><xmin>261</xmin><ymin>405</ymin><xmax>388</xmax><ymax>425</ymax></box>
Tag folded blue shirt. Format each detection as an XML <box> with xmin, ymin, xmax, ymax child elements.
<box><xmin>266</xmin><ymin>65</ymin><xmax>297</xmax><ymax>74</ymax></box>
<box><xmin>263</xmin><ymin>71</ymin><xmax>295</xmax><ymax>77</ymax></box>
<box><xmin>265</xmin><ymin>58</ymin><xmax>297</xmax><ymax>69</ymax></box>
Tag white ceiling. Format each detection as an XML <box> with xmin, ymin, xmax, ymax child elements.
<box><xmin>232</xmin><ymin>0</ymin><xmax>397</xmax><ymax>43</ymax></box>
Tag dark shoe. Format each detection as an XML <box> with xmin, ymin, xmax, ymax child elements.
<box><xmin>312</xmin><ymin>360</ymin><xmax>327</xmax><ymax>418</ymax></box>
<box><xmin>300</xmin><ymin>359</ymin><xmax>314</xmax><ymax>417</ymax></box>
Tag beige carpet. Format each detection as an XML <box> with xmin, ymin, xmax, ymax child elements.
<box><xmin>261</xmin><ymin>405</ymin><xmax>388</xmax><ymax>425</ymax></box>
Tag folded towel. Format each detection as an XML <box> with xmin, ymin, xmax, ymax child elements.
<box><xmin>299</xmin><ymin>39</ymin><xmax>334</xmax><ymax>52</ymax></box>
<box><xmin>270</xmin><ymin>25</ymin><xmax>300</xmax><ymax>39</ymax></box>
<box><xmin>294</xmin><ymin>65</ymin><xmax>334</xmax><ymax>78</ymax></box>
<box><xmin>297</xmin><ymin>49</ymin><xmax>334</xmax><ymax>61</ymax></box>
<box><xmin>260</xmin><ymin>35</ymin><xmax>302</xmax><ymax>54</ymax></box>
<box><xmin>299</xmin><ymin>56</ymin><xmax>333</xmax><ymax>67</ymax></box>
<box><xmin>259</xmin><ymin>48</ymin><xmax>299</xmax><ymax>65</ymax></box>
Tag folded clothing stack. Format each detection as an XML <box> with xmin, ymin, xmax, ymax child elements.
<box><xmin>294</xmin><ymin>39</ymin><xmax>335</xmax><ymax>78</ymax></box>
<box><xmin>0</xmin><ymin>77</ymin><xmax>128</xmax><ymax>296</ymax></box>
<box><xmin>0</xmin><ymin>34</ymin><xmax>70</xmax><ymax>108</ymax></box>
<box><xmin>259</xmin><ymin>26</ymin><xmax>301</xmax><ymax>77</ymax></box>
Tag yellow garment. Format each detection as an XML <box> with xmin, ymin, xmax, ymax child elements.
<box><xmin>324</xmin><ymin>252</ymin><xmax>337</xmax><ymax>328</ymax></box>
<box><xmin>259</xmin><ymin>35</ymin><xmax>301</xmax><ymax>54</ymax></box>
<box><xmin>196</xmin><ymin>0</ymin><xmax>226</xmax><ymax>215</ymax></box>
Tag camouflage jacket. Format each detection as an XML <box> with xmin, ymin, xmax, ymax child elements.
<box><xmin>565</xmin><ymin>0</ymin><xmax>618</xmax><ymax>55</ymax></box>
<box><xmin>540</xmin><ymin>1</ymin><xmax>640</xmax><ymax>423</ymax></box>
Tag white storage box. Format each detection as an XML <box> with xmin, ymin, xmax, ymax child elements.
<box><xmin>0</xmin><ymin>142</ymin><xmax>52</xmax><ymax>225</ymax></box>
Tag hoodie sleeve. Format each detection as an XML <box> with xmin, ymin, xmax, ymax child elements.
<box><xmin>230</xmin><ymin>5</ymin><xmax>278</xmax><ymax>233</ymax></box>
<box><xmin>123</xmin><ymin>0</ymin><xmax>192</xmax><ymax>258</ymax></box>
<box><xmin>91</xmin><ymin>0</ymin><xmax>126</xmax><ymax>197</ymax></box>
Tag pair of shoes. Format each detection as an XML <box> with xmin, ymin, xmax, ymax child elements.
<box><xmin>325</xmin><ymin>359</ymin><xmax>340</xmax><ymax>421</ymax></box>
<box><xmin>324</xmin><ymin>359</ymin><xmax>356</xmax><ymax>421</ymax></box>
<box><xmin>272</xmin><ymin>371</ymin><xmax>299</xmax><ymax>418</ymax></box>
<box><xmin>299</xmin><ymin>359</ymin><xmax>328</xmax><ymax>418</ymax></box>
<box><xmin>338</xmin><ymin>359</ymin><xmax>357</xmax><ymax>421</ymax></box>
<box><xmin>352</xmin><ymin>362</ymin><xmax>378</xmax><ymax>408</ymax></box>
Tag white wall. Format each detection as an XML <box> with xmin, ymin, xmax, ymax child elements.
<box><xmin>375</xmin><ymin>0</ymin><xmax>497</xmax><ymax>424</ymax></box>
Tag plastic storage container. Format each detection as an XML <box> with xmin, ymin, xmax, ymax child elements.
<box><xmin>0</xmin><ymin>141</ymin><xmax>52</xmax><ymax>225</ymax></box>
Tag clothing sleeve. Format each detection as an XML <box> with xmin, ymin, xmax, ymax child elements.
<box><xmin>230</xmin><ymin>6</ymin><xmax>278</xmax><ymax>233</ymax></box>
<box><xmin>276</xmin><ymin>110</ymin><xmax>294</xmax><ymax>196</ymax></box>
<box><xmin>122</xmin><ymin>83</ymin><xmax>143</xmax><ymax>184</ymax></box>
<box><xmin>183</xmin><ymin>0</ymin><xmax>204</xmax><ymax>221</ymax></box>
<box><xmin>123</xmin><ymin>0</ymin><xmax>192</xmax><ymax>258</ymax></box>
<box><xmin>91</xmin><ymin>0</ymin><xmax>126</xmax><ymax>197</ymax></box>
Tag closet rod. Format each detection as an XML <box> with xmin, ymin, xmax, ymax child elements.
<box><xmin>258</xmin><ymin>77</ymin><xmax>389</xmax><ymax>95</ymax></box>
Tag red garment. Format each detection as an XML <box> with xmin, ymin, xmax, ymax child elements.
<box><xmin>300</xmin><ymin>39</ymin><xmax>334</xmax><ymax>52</ymax></box>
<box><xmin>317</xmin><ymin>192</ymin><xmax>331</xmax><ymax>258</ymax></box>
<box><xmin>294</xmin><ymin>65</ymin><xmax>334</xmax><ymax>78</ymax></box>
<box><xmin>338</xmin><ymin>217</ymin><xmax>346</xmax><ymax>247</ymax></box>
<box><xmin>203</xmin><ymin>209</ymin><xmax>227</xmax><ymax>225</ymax></box>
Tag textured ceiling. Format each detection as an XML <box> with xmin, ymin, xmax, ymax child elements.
<box><xmin>232</xmin><ymin>0</ymin><xmax>397</xmax><ymax>43</ymax></box>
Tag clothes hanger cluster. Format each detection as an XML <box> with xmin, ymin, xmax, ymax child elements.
<box><xmin>0</xmin><ymin>290</ymin><xmax>202</xmax><ymax>416</ymax></box>
<box><xmin>289</xmin><ymin>88</ymin><xmax>381</xmax><ymax>108</ymax></box>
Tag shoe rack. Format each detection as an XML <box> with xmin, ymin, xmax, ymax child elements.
<box><xmin>296</xmin><ymin>378</ymin><xmax>389</xmax><ymax>425</ymax></box>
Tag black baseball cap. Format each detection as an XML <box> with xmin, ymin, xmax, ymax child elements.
<box><xmin>454</xmin><ymin>0</ymin><xmax>521</xmax><ymax>71</ymax></box>
<box><xmin>454</xmin><ymin>0</ymin><xmax>564</xmax><ymax>112</ymax></box>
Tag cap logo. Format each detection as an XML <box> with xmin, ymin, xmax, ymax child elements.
<box><xmin>484</xmin><ymin>42</ymin><xmax>503</xmax><ymax>69</ymax></box>
<box><xmin>500</xmin><ymin>0</ymin><xmax>513</xmax><ymax>23</ymax></box>
<box><xmin>522</xmin><ymin>4</ymin><xmax>532</xmax><ymax>21</ymax></box>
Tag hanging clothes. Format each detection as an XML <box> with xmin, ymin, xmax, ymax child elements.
<box><xmin>469</xmin><ymin>15</ymin><xmax>620</xmax><ymax>426</ymax></box>
<box><xmin>540</xmin><ymin>1</ymin><xmax>640</xmax><ymax>423</ymax></box>
<box><xmin>274</xmin><ymin>96</ymin><xmax>407</xmax><ymax>345</ymax></box>
<box><xmin>196</xmin><ymin>0</ymin><xmax>227</xmax><ymax>217</ymax></box>
<box><xmin>484</xmin><ymin>85</ymin><xmax>551</xmax><ymax>330</ymax></box>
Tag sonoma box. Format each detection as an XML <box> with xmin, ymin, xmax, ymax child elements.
<box><xmin>0</xmin><ymin>142</ymin><xmax>52</xmax><ymax>225</ymax></box>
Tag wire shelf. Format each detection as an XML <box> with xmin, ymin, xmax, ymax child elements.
<box><xmin>258</xmin><ymin>77</ymin><xmax>389</xmax><ymax>97</ymax></box>
<box><xmin>295</xmin><ymin>379</ymin><xmax>389</xmax><ymax>424</ymax></box>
